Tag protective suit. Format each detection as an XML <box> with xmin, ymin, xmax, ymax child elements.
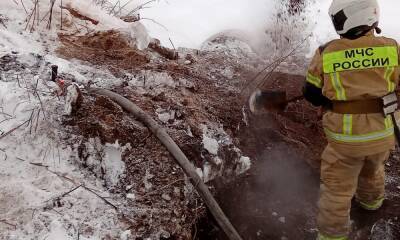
<box><xmin>303</xmin><ymin>0</ymin><xmax>400</xmax><ymax>239</ymax></box>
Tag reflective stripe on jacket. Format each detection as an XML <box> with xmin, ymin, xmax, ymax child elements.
<box><xmin>307</xmin><ymin>31</ymin><xmax>400</xmax><ymax>156</ymax></box>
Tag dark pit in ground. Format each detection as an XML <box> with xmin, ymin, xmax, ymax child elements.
<box><xmin>194</xmin><ymin>112</ymin><xmax>400</xmax><ymax>240</ymax></box>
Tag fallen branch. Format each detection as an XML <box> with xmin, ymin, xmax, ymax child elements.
<box><xmin>0</xmin><ymin>219</ymin><xmax>17</xmax><ymax>229</ymax></box>
<box><xmin>82</xmin><ymin>186</ymin><xmax>119</xmax><ymax>210</ymax></box>
<box><xmin>241</xmin><ymin>34</ymin><xmax>311</xmax><ymax>95</ymax></box>
<box><xmin>58</xmin><ymin>184</ymin><xmax>82</xmax><ymax>199</ymax></box>
<box><xmin>0</xmin><ymin>118</ymin><xmax>31</xmax><ymax>140</ymax></box>
<box><xmin>91</xmin><ymin>88</ymin><xmax>243</xmax><ymax>240</ymax></box>
<box><xmin>60</xmin><ymin>5</ymin><xmax>99</xmax><ymax>25</ymax></box>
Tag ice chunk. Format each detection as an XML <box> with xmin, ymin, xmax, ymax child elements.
<box><xmin>102</xmin><ymin>142</ymin><xmax>126</xmax><ymax>186</ymax></box>
<box><xmin>120</xmin><ymin>230</ymin><xmax>132</xmax><ymax>240</ymax></box>
<box><xmin>202</xmin><ymin>134</ymin><xmax>219</xmax><ymax>155</ymax></box>
<box><xmin>236</xmin><ymin>156</ymin><xmax>251</xmax><ymax>174</ymax></box>
<box><xmin>64</xmin><ymin>84</ymin><xmax>80</xmax><ymax>115</ymax></box>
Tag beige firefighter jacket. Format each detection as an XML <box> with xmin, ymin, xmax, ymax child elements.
<box><xmin>307</xmin><ymin>31</ymin><xmax>400</xmax><ymax>157</ymax></box>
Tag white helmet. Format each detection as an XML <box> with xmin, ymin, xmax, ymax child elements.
<box><xmin>329</xmin><ymin>0</ymin><xmax>380</xmax><ymax>36</ymax></box>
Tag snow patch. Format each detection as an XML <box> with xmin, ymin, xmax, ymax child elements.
<box><xmin>47</xmin><ymin>220</ymin><xmax>73</xmax><ymax>240</ymax></box>
<box><xmin>118</xmin><ymin>22</ymin><xmax>151</xmax><ymax>50</ymax></box>
<box><xmin>102</xmin><ymin>142</ymin><xmax>126</xmax><ymax>187</ymax></box>
<box><xmin>64</xmin><ymin>84</ymin><xmax>80</xmax><ymax>115</ymax></box>
<box><xmin>129</xmin><ymin>70</ymin><xmax>176</xmax><ymax>89</ymax></box>
<box><xmin>202</xmin><ymin>134</ymin><xmax>219</xmax><ymax>155</ymax></box>
<box><xmin>120</xmin><ymin>230</ymin><xmax>132</xmax><ymax>240</ymax></box>
<box><xmin>236</xmin><ymin>156</ymin><xmax>251</xmax><ymax>175</ymax></box>
<box><xmin>156</xmin><ymin>107</ymin><xmax>176</xmax><ymax>123</ymax></box>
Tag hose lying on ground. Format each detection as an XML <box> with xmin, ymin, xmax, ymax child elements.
<box><xmin>90</xmin><ymin>88</ymin><xmax>243</xmax><ymax>240</ymax></box>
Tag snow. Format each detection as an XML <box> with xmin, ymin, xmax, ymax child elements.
<box><xmin>46</xmin><ymin>220</ymin><xmax>73</xmax><ymax>240</ymax></box>
<box><xmin>236</xmin><ymin>156</ymin><xmax>251</xmax><ymax>174</ymax></box>
<box><xmin>128</xmin><ymin>70</ymin><xmax>176</xmax><ymax>90</ymax></box>
<box><xmin>102</xmin><ymin>142</ymin><xmax>126</xmax><ymax>187</ymax></box>
<box><xmin>64</xmin><ymin>84</ymin><xmax>80</xmax><ymax>115</ymax></box>
<box><xmin>156</xmin><ymin>107</ymin><xmax>176</xmax><ymax>123</ymax></box>
<box><xmin>0</xmin><ymin>1</ymin><xmax>144</xmax><ymax>238</ymax></box>
<box><xmin>126</xmin><ymin>193</ymin><xmax>136</xmax><ymax>200</ymax></box>
<box><xmin>120</xmin><ymin>230</ymin><xmax>132</xmax><ymax>240</ymax></box>
<box><xmin>202</xmin><ymin>134</ymin><xmax>219</xmax><ymax>155</ymax></box>
<box><xmin>202</xmin><ymin>162</ymin><xmax>214</xmax><ymax>183</ymax></box>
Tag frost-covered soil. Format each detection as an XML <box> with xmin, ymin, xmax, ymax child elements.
<box><xmin>0</xmin><ymin>51</ymin><xmax>131</xmax><ymax>239</ymax></box>
<box><xmin>0</xmin><ymin>1</ymin><xmax>258</xmax><ymax>239</ymax></box>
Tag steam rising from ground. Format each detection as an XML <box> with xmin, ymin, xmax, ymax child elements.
<box><xmin>137</xmin><ymin>0</ymin><xmax>400</xmax><ymax>55</ymax></box>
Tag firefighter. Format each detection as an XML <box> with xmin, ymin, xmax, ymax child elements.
<box><xmin>303</xmin><ymin>0</ymin><xmax>400</xmax><ymax>239</ymax></box>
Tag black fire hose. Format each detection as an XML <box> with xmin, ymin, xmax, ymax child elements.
<box><xmin>90</xmin><ymin>88</ymin><xmax>243</xmax><ymax>240</ymax></box>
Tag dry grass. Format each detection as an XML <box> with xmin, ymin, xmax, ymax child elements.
<box><xmin>92</xmin><ymin>0</ymin><xmax>157</xmax><ymax>18</ymax></box>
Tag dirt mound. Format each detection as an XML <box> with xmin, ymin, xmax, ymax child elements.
<box><xmin>64</xmin><ymin>93</ymin><xmax>200</xmax><ymax>238</ymax></box>
<box><xmin>57</xmin><ymin>31</ymin><xmax>150</xmax><ymax>71</ymax></box>
<box><xmin>79</xmin><ymin>30</ymin><xmax>133</xmax><ymax>50</ymax></box>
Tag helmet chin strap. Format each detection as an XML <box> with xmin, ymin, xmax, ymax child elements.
<box><xmin>340</xmin><ymin>22</ymin><xmax>381</xmax><ymax>40</ymax></box>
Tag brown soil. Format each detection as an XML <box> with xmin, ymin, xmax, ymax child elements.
<box><xmin>57</xmin><ymin>31</ymin><xmax>150</xmax><ymax>73</ymax></box>
<box><xmin>64</xmin><ymin>93</ymin><xmax>198</xmax><ymax>238</ymax></box>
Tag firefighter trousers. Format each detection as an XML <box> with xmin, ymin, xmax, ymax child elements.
<box><xmin>317</xmin><ymin>144</ymin><xmax>389</xmax><ymax>238</ymax></box>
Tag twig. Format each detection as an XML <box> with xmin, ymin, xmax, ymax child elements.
<box><xmin>140</xmin><ymin>17</ymin><xmax>168</xmax><ymax>31</ymax></box>
<box><xmin>59</xmin><ymin>185</ymin><xmax>82</xmax><ymax>199</ymax></box>
<box><xmin>241</xmin><ymin>34</ymin><xmax>311</xmax><ymax>94</ymax></box>
<box><xmin>46</xmin><ymin>0</ymin><xmax>56</xmax><ymax>29</ymax></box>
<box><xmin>60</xmin><ymin>0</ymin><xmax>63</xmax><ymax>30</ymax></box>
<box><xmin>45</xmin><ymin>185</ymin><xmax>82</xmax><ymax>204</ymax></box>
<box><xmin>115</xmin><ymin>0</ymin><xmax>135</xmax><ymax>16</ymax></box>
<box><xmin>29</xmin><ymin>109</ymin><xmax>35</xmax><ymax>134</ymax></box>
<box><xmin>30</xmin><ymin>162</ymin><xmax>49</xmax><ymax>168</ymax></box>
<box><xmin>0</xmin><ymin>219</ymin><xmax>17</xmax><ymax>229</ymax></box>
<box><xmin>82</xmin><ymin>186</ymin><xmax>119</xmax><ymax>210</ymax></box>
<box><xmin>127</xmin><ymin>0</ymin><xmax>156</xmax><ymax>15</ymax></box>
<box><xmin>169</xmin><ymin>38</ymin><xmax>176</xmax><ymax>51</ymax></box>
<box><xmin>34</xmin><ymin>108</ymin><xmax>41</xmax><ymax>133</ymax></box>
<box><xmin>109</xmin><ymin>0</ymin><xmax>120</xmax><ymax>15</ymax></box>
<box><xmin>33</xmin><ymin>77</ymin><xmax>47</xmax><ymax>119</ymax></box>
<box><xmin>20</xmin><ymin>0</ymin><xmax>28</xmax><ymax>14</ymax></box>
<box><xmin>24</xmin><ymin>1</ymin><xmax>36</xmax><ymax>31</ymax></box>
<box><xmin>0</xmin><ymin>118</ymin><xmax>30</xmax><ymax>140</ymax></box>
<box><xmin>60</xmin><ymin>5</ymin><xmax>99</xmax><ymax>25</ymax></box>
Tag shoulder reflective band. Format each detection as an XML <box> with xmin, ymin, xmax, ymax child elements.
<box><xmin>323</xmin><ymin>46</ymin><xmax>399</xmax><ymax>73</ymax></box>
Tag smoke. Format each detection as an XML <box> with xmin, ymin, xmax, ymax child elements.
<box><xmin>139</xmin><ymin>0</ymin><xmax>306</xmax><ymax>49</ymax></box>
<box><xmin>127</xmin><ymin>0</ymin><xmax>400</xmax><ymax>55</ymax></box>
